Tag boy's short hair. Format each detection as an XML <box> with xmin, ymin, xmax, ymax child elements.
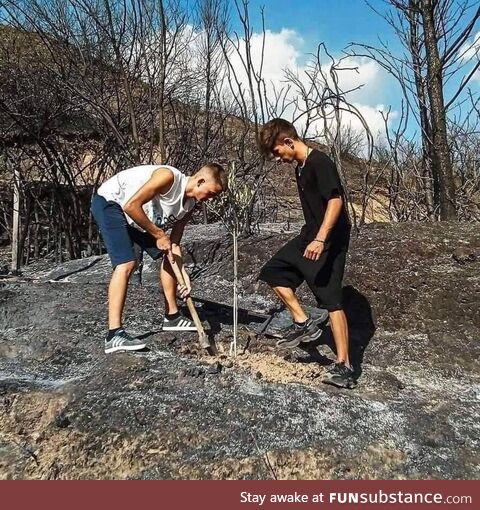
<box><xmin>203</xmin><ymin>163</ymin><xmax>228</xmax><ymax>191</ymax></box>
<box><xmin>258</xmin><ymin>118</ymin><xmax>300</xmax><ymax>156</ymax></box>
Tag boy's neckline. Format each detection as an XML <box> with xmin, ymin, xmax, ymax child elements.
<box><xmin>297</xmin><ymin>147</ymin><xmax>314</xmax><ymax>174</ymax></box>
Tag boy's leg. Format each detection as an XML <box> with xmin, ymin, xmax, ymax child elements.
<box><xmin>307</xmin><ymin>242</ymin><xmax>350</xmax><ymax>362</ymax></box>
<box><xmin>90</xmin><ymin>195</ymin><xmax>146</xmax><ymax>352</ymax></box>
<box><xmin>128</xmin><ymin>228</ymin><xmax>177</xmax><ymax>315</ymax></box>
<box><xmin>322</xmin><ymin>308</ymin><xmax>355</xmax><ymax>388</ymax></box>
<box><xmin>323</xmin><ymin>247</ymin><xmax>350</xmax><ymax>367</ymax></box>
<box><xmin>130</xmin><ymin>230</ymin><xmax>196</xmax><ymax>331</ymax></box>
<box><xmin>108</xmin><ymin>260</ymin><xmax>137</xmax><ymax>329</ymax></box>
<box><xmin>308</xmin><ymin>244</ymin><xmax>355</xmax><ymax>388</ymax></box>
<box><xmin>259</xmin><ymin>237</ymin><xmax>322</xmax><ymax>347</ymax></box>
<box><xmin>159</xmin><ymin>256</ymin><xmax>196</xmax><ymax>331</ymax></box>
<box><xmin>328</xmin><ymin>309</ymin><xmax>350</xmax><ymax>367</ymax></box>
<box><xmin>160</xmin><ymin>258</ymin><xmax>178</xmax><ymax>315</ymax></box>
<box><xmin>91</xmin><ymin>196</ymin><xmax>138</xmax><ymax>329</ymax></box>
<box><xmin>259</xmin><ymin>237</ymin><xmax>304</xmax><ymax>313</ymax></box>
<box><xmin>259</xmin><ymin>238</ymin><xmax>307</xmax><ymax>322</ymax></box>
<box><xmin>269</xmin><ymin>284</ymin><xmax>322</xmax><ymax>347</ymax></box>
<box><xmin>153</xmin><ymin>251</ymin><xmax>197</xmax><ymax>331</ymax></box>
<box><xmin>271</xmin><ymin>286</ymin><xmax>308</xmax><ymax>323</ymax></box>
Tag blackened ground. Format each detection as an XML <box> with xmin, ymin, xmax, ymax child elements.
<box><xmin>0</xmin><ymin>222</ymin><xmax>479</xmax><ymax>479</ymax></box>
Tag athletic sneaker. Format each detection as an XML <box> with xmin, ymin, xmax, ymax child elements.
<box><xmin>311</xmin><ymin>308</ymin><xmax>329</xmax><ymax>326</ymax></box>
<box><xmin>162</xmin><ymin>313</ymin><xmax>197</xmax><ymax>332</ymax></box>
<box><xmin>104</xmin><ymin>329</ymin><xmax>146</xmax><ymax>354</ymax></box>
<box><xmin>276</xmin><ymin>317</ymin><xmax>323</xmax><ymax>348</ymax></box>
<box><xmin>270</xmin><ymin>310</ymin><xmax>328</xmax><ymax>339</ymax></box>
<box><xmin>322</xmin><ymin>362</ymin><xmax>356</xmax><ymax>389</ymax></box>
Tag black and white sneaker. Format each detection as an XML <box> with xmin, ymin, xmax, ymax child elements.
<box><xmin>276</xmin><ymin>317</ymin><xmax>323</xmax><ymax>349</ymax></box>
<box><xmin>162</xmin><ymin>314</ymin><xmax>197</xmax><ymax>332</ymax></box>
<box><xmin>322</xmin><ymin>362</ymin><xmax>356</xmax><ymax>389</ymax></box>
<box><xmin>311</xmin><ymin>308</ymin><xmax>329</xmax><ymax>327</ymax></box>
<box><xmin>104</xmin><ymin>329</ymin><xmax>146</xmax><ymax>354</ymax></box>
<box><xmin>270</xmin><ymin>309</ymin><xmax>328</xmax><ymax>339</ymax></box>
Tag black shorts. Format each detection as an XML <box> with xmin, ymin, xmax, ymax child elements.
<box><xmin>258</xmin><ymin>234</ymin><xmax>349</xmax><ymax>312</ymax></box>
<box><xmin>91</xmin><ymin>194</ymin><xmax>163</xmax><ymax>268</ymax></box>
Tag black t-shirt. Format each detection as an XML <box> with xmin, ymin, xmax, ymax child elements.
<box><xmin>295</xmin><ymin>149</ymin><xmax>350</xmax><ymax>243</ymax></box>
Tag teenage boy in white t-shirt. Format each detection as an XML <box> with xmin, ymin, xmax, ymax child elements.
<box><xmin>91</xmin><ymin>163</ymin><xmax>227</xmax><ymax>353</ymax></box>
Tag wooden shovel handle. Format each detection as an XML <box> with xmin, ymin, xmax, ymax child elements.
<box><xmin>166</xmin><ymin>253</ymin><xmax>209</xmax><ymax>349</ymax></box>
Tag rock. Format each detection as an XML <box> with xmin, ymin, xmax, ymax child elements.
<box><xmin>54</xmin><ymin>413</ymin><xmax>71</xmax><ymax>429</ymax></box>
<box><xmin>206</xmin><ymin>362</ymin><xmax>222</xmax><ymax>374</ymax></box>
<box><xmin>179</xmin><ymin>367</ymin><xmax>199</xmax><ymax>378</ymax></box>
<box><xmin>184</xmin><ymin>367</ymin><xmax>205</xmax><ymax>378</ymax></box>
<box><xmin>424</xmin><ymin>431</ymin><xmax>447</xmax><ymax>448</ymax></box>
<box><xmin>452</xmin><ymin>245</ymin><xmax>479</xmax><ymax>264</ymax></box>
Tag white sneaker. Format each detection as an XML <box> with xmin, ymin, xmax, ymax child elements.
<box><xmin>104</xmin><ymin>329</ymin><xmax>146</xmax><ymax>354</ymax></box>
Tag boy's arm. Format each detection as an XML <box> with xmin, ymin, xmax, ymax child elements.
<box><xmin>304</xmin><ymin>154</ymin><xmax>344</xmax><ymax>261</ymax></box>
<box><xmin>170</xmin><ymin>208</ymin><xmax>195</xmax><ymax>246</ymax></box>
<box><xmin>303</xmin><ymin>196</ymin><xmax>343</xmax><ymax>261</ymax></box>
<box><xmin>165</xmin><ymin>209</ymin><xmax>195</xmax><ymax>298</ymax></box>
<box><xmin>315</xmin><ymin>196</ymin><xmax>343</xmax><ymax>243</ymax></box>
<box><xmin>123</xmin><ymin>168</ymin><xmax>174</xmax><ymax>249</ymax></box>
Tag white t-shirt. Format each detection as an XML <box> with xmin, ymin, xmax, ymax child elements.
<box><xmin>97</xmin><ymin>165</ymin><xmax>195</xmax><ymax>232</ymax></box>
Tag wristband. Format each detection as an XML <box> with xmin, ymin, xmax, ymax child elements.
<box><xmin>313</xmin><ymin>238</ymin><xmax>325</xmax><ymax>244</ymax></box>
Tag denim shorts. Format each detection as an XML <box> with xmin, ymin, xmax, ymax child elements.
<box><xmin>91</xmin><ymin>194</ymin><xmax>162</xmax><ymax>268</ymax></box>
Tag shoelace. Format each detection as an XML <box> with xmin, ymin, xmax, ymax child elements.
<box><xmin>328</xmin><ymin>362</ymin><xmax>348</xmax><ymax>375</ymax></box>
<box><xmin>116</xmin><ymin>329</ymin><xmax>132</xmax><ymax>341</ymax></box>
<box><xmin>277</xmin><ymin>323</ymin><xmax>296</xmax><ymax>335</ymax></box>
<box><xmin>291</xmin><ymin>319</ymin><xmax>313</xmax><ymax>334</ymax></box>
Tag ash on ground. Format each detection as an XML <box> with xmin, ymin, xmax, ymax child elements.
<box><xmin>1</xmin><ymin>222</ymin><xmax>479</xmax><ymax>479</ymax></box>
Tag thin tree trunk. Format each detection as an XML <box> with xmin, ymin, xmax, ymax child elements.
<box><xmin>421</xmin><ymin>0</ymin><xmax>457</xmax><ymax>220</ymax></box>
<box><xmin>34</xmin><ymin>206</ymin><xmax>40</xmax><ymax>260</ymax></box>
<box><xmin>18</xmin><ymin>189</ymin><xmax>32</xmax><ymax>267</ymax></box>
<box><xmin>158</xmin><ymin>1</ymin><xmax>167</xmax><ymax>163</ymax></box>
<box><xmin>11</xmin><ymin>166</ymin><xmax>21</xmax><ymax>273</ymax></box>
<box><xmin>231</xmin><ymin>228</ymin><xmax>238</xmax><ymax>358</ymax></box>
<box><xmin>408</xmin><ymin>0</ymin><xmax>436</xmax><ymax>217</ymax></box>
<box><xmin>158</xmin><ymin>104</ymin><xmax>166</xmax><ymax>163</ymax></box>
<box><xmin>58</xmin><ymin>232</ymin><xmax>63</xmax><ymax>263</ymax></box>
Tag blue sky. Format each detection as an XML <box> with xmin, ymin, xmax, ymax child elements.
<box><xmin>237</xmin><ymin>0</ymin><xmax>397</xmax><ymax>53</ymax></box>
<box><xmin>227</xmin><ymin>0</ymin><xmax>406</xmax><ymax>140</ymax></box>
<box><xmin>226</xmin><ymin>0</ymin><xmax>480</xmax><ymax>142</ymax></box>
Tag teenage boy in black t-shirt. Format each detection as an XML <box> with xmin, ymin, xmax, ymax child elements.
<box><xmin>258</xmin><ymin>118</ymin><xmax>354</xmax><ymax>389</ymax></box>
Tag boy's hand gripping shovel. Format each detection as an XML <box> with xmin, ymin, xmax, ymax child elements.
<box><xmin>167</xmin><ymin>252</ymin><xmax>210</xmax><ymax>350</ymax></box>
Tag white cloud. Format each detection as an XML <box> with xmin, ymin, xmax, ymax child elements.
<box><xmin>349</xmin><ymin>103</ymin><xmax>397</xmax><ymax>138</ymax></box>
<box><xmin>249</xmin><ymin>29</ymin><xmax>303</xmax><ymax>82</ymax></box>
<box><xmin>460</xmin><ymin>30</ymin><xmax>480</xmax><ymax>60</ymax></box>
<box><xmin>226</xmin><ymin>28</ymin><xmax>303</xmax><ymax>93</ymax></box>
<box><xmin>323</xmin><ymin>56</ymin><xmax>384</xmax><ymax>103</ymax></box>
<box><xmin>460</xmin><ymin>30</ymin><xmax>480</xmax><ymax>83</ymax></box>
<box><xmin>227</xmin><ymin>27</ymin><xmax>397</xmax><ymax>148</ymax></box>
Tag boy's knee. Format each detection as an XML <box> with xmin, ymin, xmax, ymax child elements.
<box><xmin>272</xmin><ymin>285</ymin><xmax>292</xmax><ymax>293</ymax></box>
<box><xmin>114</xmin><ymin>260</ymin><xmax>137</xmax><ymax>275</ymax></box>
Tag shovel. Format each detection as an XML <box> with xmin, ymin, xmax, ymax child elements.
<box><xmin>166</xmin><ymin>252</ymin><xmax>210</xmax><ymax>350</ymax></box>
